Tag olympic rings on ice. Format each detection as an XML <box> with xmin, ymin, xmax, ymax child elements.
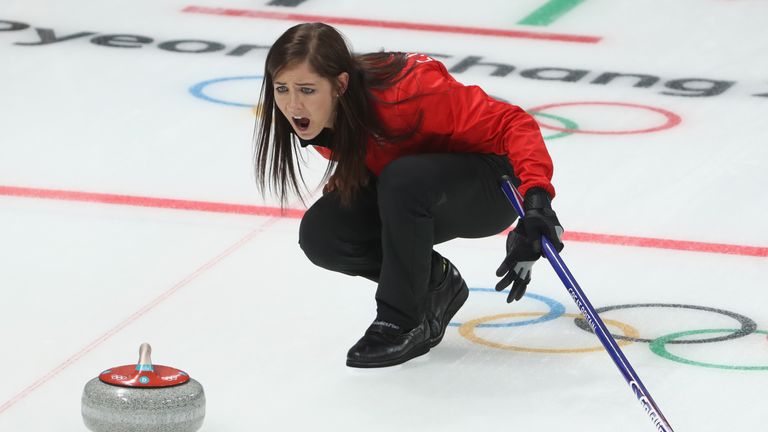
<box><xmin>528</xmin><ymin>111</ymin><xmax>578</xmax><ymax>141</ymax></box>
<box><xmin>572</xmin><ymin>303</ymin><xmax>757</xmax><ymax>344</ymax></box>
<box><xmin>528</xmin><ymin>101</ymin><xmax>682</xmax><ymax>135</ymax></box>
<box><xmin>189</xmin><ymin>75</ymin><xmax>262</xmax><ymax>107</ymax></box>
<box><xmin>188</xmin><ymin>77</ymin><xmax>687</xmax><ymax>142</ymax></box>
<box><xmin>454</xmin><ymin>290</ymin><xmax>766</xmax><ymax>370</ymax></box>
<box><xmin>459</xmin><ymin>312</ymin><xmax>639</xmax><ymax>354</ymax></box>
<box><xmin>650</xmin><ymin>329</ymin><xmax>768</xmax><ymax>371</ymax></box>
<box><xmin>448</xmin><ymin>288</ymin><xmax>565</xmax><ymax>328</ymax></box>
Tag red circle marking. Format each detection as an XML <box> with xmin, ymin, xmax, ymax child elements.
<box><xmin>528</xmin><ymin>101</ymin><xmax>682</xmax><ymax>135</ymax></box>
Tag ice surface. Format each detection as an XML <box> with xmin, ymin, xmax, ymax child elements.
<box><xmin>1</xmin><ymin>1</ymin><xmax>767</xmax><ymax>431</ymax></box>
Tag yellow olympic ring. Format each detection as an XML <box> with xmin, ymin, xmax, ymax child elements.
<box><xmin>459</xmin><ymin>312</ymin><xmax>640</xmax><ymax>354</ymax></box>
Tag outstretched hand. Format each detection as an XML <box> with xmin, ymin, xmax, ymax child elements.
<box><xmin>495</xmin><ymin>225</ymin><xmax>538</xmax><ymax>302</ymax></box>
<box><xmin>495</xmin><ymin>187</ymin><xmax>563</xmax><ymax>303</ymax></box>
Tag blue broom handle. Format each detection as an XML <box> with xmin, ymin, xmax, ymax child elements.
<box><xmin>501</xmin><ymin>178</ymin><xmax>674</xmax><ymax>432</ymax></box>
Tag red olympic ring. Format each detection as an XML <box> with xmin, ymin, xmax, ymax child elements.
<box><xmin>528</xmin><ymin>101</ymin><xmax>682</xmax><ymax>135</ymax></box>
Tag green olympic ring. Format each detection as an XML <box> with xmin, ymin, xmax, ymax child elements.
<box><xmin>528</xmin><ymin>111</ymin><xmax>578</xmax><ymax>141</ymax></box>
<box><xmin>650</xmin><ymin>329</ymin><xmax>768</xmax><ymax>371</ymax></box>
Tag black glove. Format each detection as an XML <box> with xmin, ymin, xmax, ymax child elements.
<box><xmin>495</xmin><ymin>224</ymin><xmax>538</xmax><ymax>302</ymax></box>
<box><xmin>519</xmin><ymin>188</ymin><xmax>564</xmax><ymax>255</ymax></box>
<box><xmin>495</xmin><ymin>188</ymin><xmax>563</xmax><ymax>303</ymax></box>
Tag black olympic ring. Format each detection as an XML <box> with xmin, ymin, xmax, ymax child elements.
<box><xmin>573</xmin><ymin>303</ymin><xmax>757</xmax><ymax>344</ymax></box>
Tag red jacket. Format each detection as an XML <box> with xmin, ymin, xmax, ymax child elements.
<box><xmin>313</xmin><ymin>53</ymin><xmax>555</xmax><ymax>198</ymax></box>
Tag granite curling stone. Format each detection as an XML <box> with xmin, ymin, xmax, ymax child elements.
<box><xmin>82</xmin><ymin>343</ymin><xmax>205</xmax><ymax>432</ymax></box>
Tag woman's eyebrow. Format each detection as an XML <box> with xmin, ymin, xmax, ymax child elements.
<box><xmin>274</xmin><ymin>81</ymin><xmax>316</xmax><ymax>86</ymax></box>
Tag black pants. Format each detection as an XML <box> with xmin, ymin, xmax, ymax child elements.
<box><xmin>298</xmin><ymin>153</ymin><xmax>518</xmax><ymax>329</ymax></box>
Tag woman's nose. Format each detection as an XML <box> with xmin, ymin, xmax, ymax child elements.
<box><xmin>287</xmin><ymin>92</ymin><xmax>302</xmax><ymax>111</ymax></box>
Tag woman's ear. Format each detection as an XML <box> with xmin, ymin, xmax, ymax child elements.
<box><xmin>336</xmin><ymin>72</ymin><xmax>349</xmax><ymax>96</ymax></box>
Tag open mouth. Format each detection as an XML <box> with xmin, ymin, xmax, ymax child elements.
<box><xmin>292</xmin><ymin>116</ymin><xmax>310</xmax><ymax>132</ymax></box>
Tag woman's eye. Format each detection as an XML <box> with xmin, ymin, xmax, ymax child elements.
<box><xmin>275</xmin><ymin>86</ymin><xmax>288</xmax><ymax>94</ymax></box>
<box><xmin>300</xmin><ymin>87</ymin><xmax>315</xmax><ymax>95</ymax></box>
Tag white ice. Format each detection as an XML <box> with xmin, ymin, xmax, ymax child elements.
<box><xmin>1</xmin><ymin>1</ymin><xmax>767</xmax><ymax>431</ymax></box>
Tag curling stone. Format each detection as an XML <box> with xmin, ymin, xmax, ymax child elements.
<box><xmin>82</xmin><ymin>343</ymin><xmax>205</xmax><ymax>432</ymax></box>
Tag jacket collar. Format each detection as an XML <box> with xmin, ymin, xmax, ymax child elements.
<box><xmin>297</xmin><ymin>128</ymin><xmax>333</xmax><ymax>149</ymax></box>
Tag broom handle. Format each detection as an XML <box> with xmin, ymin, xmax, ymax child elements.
<box><xmin>501</xmin><ymin>176</ymin><xmax>674</xmax><ymax>432</ymax></box>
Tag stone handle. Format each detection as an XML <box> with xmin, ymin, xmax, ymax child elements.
<box><xmin>138</xmin><ymin>343</ymin><xmax>153</xmax><ymax>370</ymax></box>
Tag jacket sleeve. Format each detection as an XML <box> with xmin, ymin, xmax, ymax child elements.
<box><xmin>403</xmin><ymin>61</ymin><xmax>556</xmax><ymax>198</ymax></box>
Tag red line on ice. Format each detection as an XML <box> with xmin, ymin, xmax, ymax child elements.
<box><xmin>0</xmin><ymin>220</ymin><xmax>273</xmax><ymax>416</ymax></box>
<box><xmin>1</xmin><ymin>185</ymin><xmax>766</xmax><ymax>258</ymax></box>
<box><xmin>181</xmin><ymin>6</ymin><xmax>602</xmax><ymax>44</ymax></box>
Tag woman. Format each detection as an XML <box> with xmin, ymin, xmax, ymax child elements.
<box><xmin>254</xmin><ymin>23</ymin><xmax>563</xmax><ymax>368</ymax></box>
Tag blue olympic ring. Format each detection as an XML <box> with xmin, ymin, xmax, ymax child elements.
<box><xmin>188</xmin><ymin>75</ymin><xmax>263</xmax><ymax>108</ymax></box>
<box><xmin>448</xmin><ymin>288</ymin><xmax>565</xmax><ymax>328</ymax></box>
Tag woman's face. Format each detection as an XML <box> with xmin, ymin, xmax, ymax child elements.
<box><xmin>273</xmin><ymin>61</ymin><xmax>348</xmax><ymax>140</ymax></box>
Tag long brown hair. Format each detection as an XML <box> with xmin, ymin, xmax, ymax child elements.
<box><xmin>254</xmin><ymin>22</ymin><xmax>413</xmax><ymax>207</ymax></box>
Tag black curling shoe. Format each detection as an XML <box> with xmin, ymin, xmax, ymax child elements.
<box><xmin>426</xmin><ymin>258</ymin><xmax>469</xmax><ymax>348</ymax></box>
<box><xmin>346</xmin><ymin>319</ymin><xmax>431</xmax><ymax>368</ymax></box>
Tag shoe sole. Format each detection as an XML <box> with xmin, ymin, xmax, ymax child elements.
<box><xmin>428</xmin><ymin>281</ymin><xmax>469</xmax><ymax>348</ymax></box>
<box><xmin>346</xmin><ymin>343</ymin><xmax>430</xmax><ymax>368</ymax></box>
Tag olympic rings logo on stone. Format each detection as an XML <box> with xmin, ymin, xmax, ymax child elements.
<box><xmin>453</xmin><ymin>288</ymin><xmax>768</xmax><ymax>371</ymax></box>
<box><xmin>187</xmin><ymin>76</ymin><xmax>682</xmax><ymax>141</ymax></box>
